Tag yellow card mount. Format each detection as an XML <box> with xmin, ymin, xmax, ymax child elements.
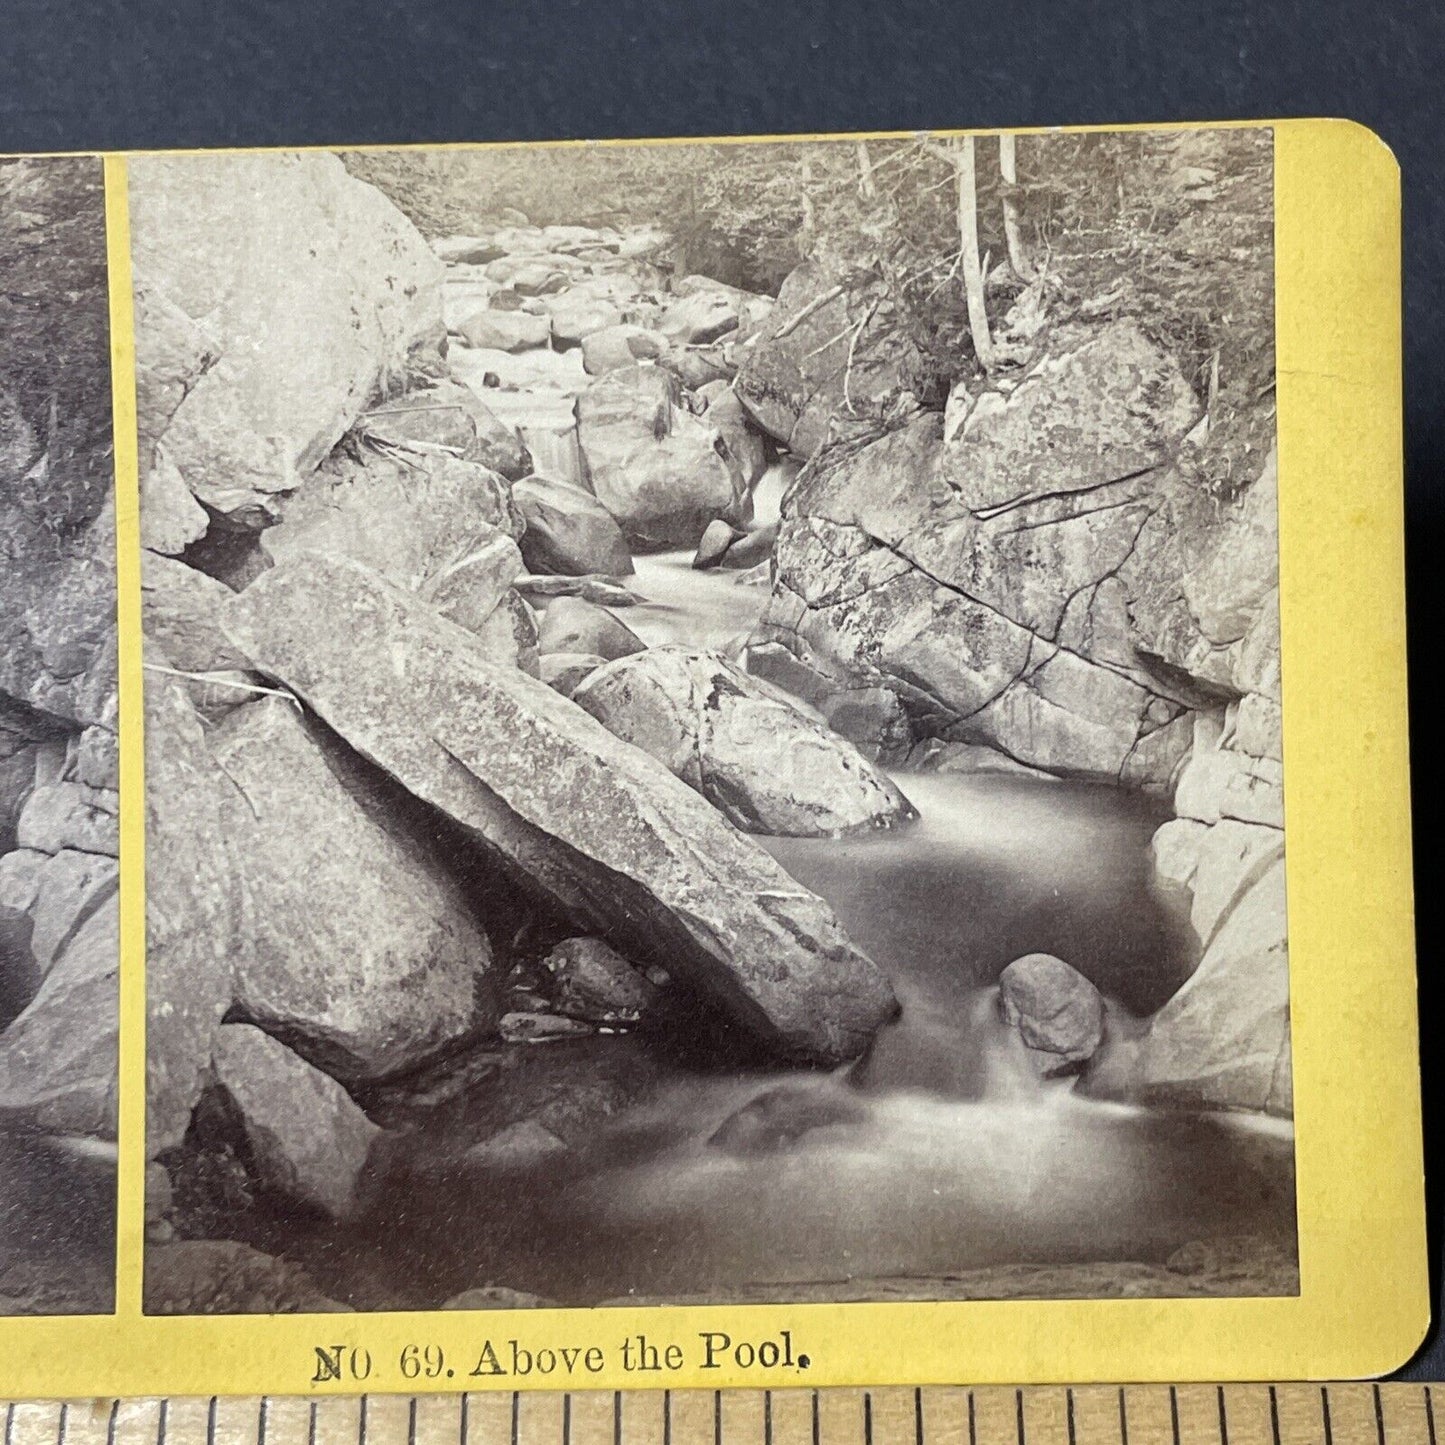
<box><xmin>0</xmin><ymin>118</ymin><xmax>1424</xmax><ymax>1395</ymax></box>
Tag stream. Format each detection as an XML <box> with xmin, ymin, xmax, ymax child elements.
<box><xmin>296</xmin><ymin>502</ymin><xmax>1296</xmax><ymax>1309</ymax></box>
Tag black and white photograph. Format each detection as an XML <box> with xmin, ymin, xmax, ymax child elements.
<box><xmin>135</xmin><ymin>129</ymin><xmax>1294</xmax><ymax>1315</ymax></box>
<box><xmin>0</xmin><ymin>154</ymin><xmax>120</xmax><ymax>1315</ymax></box>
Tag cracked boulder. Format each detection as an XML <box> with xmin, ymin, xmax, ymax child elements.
<box><xmin>750</xmin><ymin>320</ymin><xmax>1219</xmax><ymax>786</ymax></box>
<box><xmin>572</xmin><ymin>646</ymin><xmax>916</xmax><ymax>837</ymax></box>
<box><xmin>226</xmin><ymin>554</ymin><xmax>897</xmax><ymax>1064</ymax></box>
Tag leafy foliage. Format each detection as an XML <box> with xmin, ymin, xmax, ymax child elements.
<box><xmin>347</xmin><ymin>128</ymin><xmax>1274</xmax><ymax>477</ymax></box>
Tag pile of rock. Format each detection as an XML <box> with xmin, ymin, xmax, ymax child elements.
<box><xmin>118</xmin><ymin>154</ymin><xmax>902</xmax><ymax>1278</ymax></box>
<box><xmin>0</xmin><ymin>158</ymin><xmax>121</xmax><ymax>1155</ymax></box>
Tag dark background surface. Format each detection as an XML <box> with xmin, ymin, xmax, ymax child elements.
<box><xmin>2</xmin><ymin>0</ymin><xmax>1440</xmax><ymax>1380</ymax></box>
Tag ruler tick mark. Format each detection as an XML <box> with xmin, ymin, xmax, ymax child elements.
<box><xmin>969</xmin><ymin>1392</ymin><xmax>978</xmax><ymax>1445</ymax></box>
<box><xmin>1425</xmin><ymin>1387</ymin><xmax>1437</xmax><ymax>1445</ymax></box>
<box><xmin>1119</xmin><ymin>1388</ymin><xmax>1130</xmax><ymax>1445</ymax></box>
<box><xmin>57</xmin><ymin>1401</ymin><xmax>69</xmax><ymax>1445</ymax></box>
<box><xmin>865</xmin><ymin>1393</ymin><xmax>874</xmax><ymax>1445</ymax></box>
<box><xmin>915</xmin><ymin>1388</ymin><xmax>925</xmax><ymax>1445</ymax></box>
<box><xmin>359</xmin><ymin>1396</ymin><xmax>369</xmax><ymax>1445</ymax></box>
<box><xmin>1017</xmin><ymin>1390</ymin><xmax>1026</xmax><ymax>1445</ymax></box>
<box><xmin>308</xmin><ymin>1401</ymin><xmax>317</xmax><ymax>1445</ymax></box>
<box><xmin>613</xmin><ymin>1391</ymin><xmax>621</xmax><ymax>1445</ymax></box>
<box><xmin>1268</xmin><ymin>1387</ymin><xmax>1281</xmax><ymax>1445</ymax></box>
<box><xmin>1217</xmin><ymin>1388</ymin><xmax>1229</xmax><ymax>1445</ymax></box>
<box><xmin>108</xmin><ymin>1400</ymin><xmax>121</xmax><ymax>1445</ymax></box>
<box><xmin>1066</xmin><ymin>1390</ymin><xmax>1077</xmax><ymax>1445</ymax></box>
<box><xmin>207</xmin><ymin>1397</ymin><xmax>218</xmax><ymax>1445</ymax></box>
<box><xmin>1322</xmin><ymin>1387</ymin><xmax>1333</xmax><ymax>1445</ymax></box>
<box><xmin>259</xmin><ymin>1398</ymin><xmax>268</xmax><ymax>1445</ymax></box>
<box><xmin>811</xmin><ymin>1392</ymin><xmax>820</xmax><ymax>1445</ymax></box>
<box><xmin>408</xmin><ymin>1398</ymin><xmax>417</xmax><ymax>1445</ymax></box>
<box><xmin>1170</xmin><ymin>1388</ymin><xmax>1180</xmax><ymax>1445</ymax></box>
<box><xmin>1373</xmin><ymin>1386</ymin><xmax>1385</xmax><ymax>1445</ymax></box>
<box><xmin>664</xmin><ymin>1392</ymin><xmax>672</xmax><ymax>1445</ymax></box>
<box><xmin>714</xmin><ymin>1391</ymin><xmax>722</xmax><ymax>1445</ymax></box>
<box><xmin>562</xmin><ymin>1392</ymin><xmax>571</xmax><ymax>1445</ymax></box>
<box><xmin>765</xmin><ymin>1391</ymin><xmax>773</xmax><ymax>1445</ymax></box>
<box><xmin>511</xmin><ymin>1393</ymin><xmax>520</xmax><ymax>1445</ymax></box>
<box><xmin>460</xmin><ymin>1393</ymin><xmax>469</xmax><ymax>1445</ymax></box>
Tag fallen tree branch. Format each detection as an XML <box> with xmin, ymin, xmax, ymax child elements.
<box><xmin>142</xmin><ymin>662</ymin><xmax>303</xmax><ymax>711</ymax></box>
<box><xmin>843</xmin><ymin>299</ymin><xmax>881</xmax><ymax>415</ymax></box>
<box><xmin>771</xmin><ymin>284</ymin><xmax>847</xmax><ymax>340</ymax></box>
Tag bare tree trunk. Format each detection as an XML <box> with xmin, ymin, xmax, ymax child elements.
<box><xmin>797</xmin><ymin>155</ymin><xmax>816</xmax><ymax>260</ymax></box>
<box><xmin>998</xmin><ymin>133</ymin><xmax>1034</xmax><ymax>281</ymax></box>
<box><xmin>955</xmin><ymin>136</ymin><xmax>995</xmax><ymax>371</ymax></box>
<box><xmin>856</xmin><ymin>140</ymin><xmax>876</xmax><ymax>199</ymax></box>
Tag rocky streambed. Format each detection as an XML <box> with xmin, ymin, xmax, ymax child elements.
<box><xmin>0</xmin><ymin>147</ymin><xmax>1296</xmax><ymax>1314</ymax></box>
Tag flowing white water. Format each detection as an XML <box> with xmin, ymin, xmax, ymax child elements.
<box><xmin>324</xmin><ymin>532</ymin><xmax>1294</xmax><ymax>1309</ymax></box>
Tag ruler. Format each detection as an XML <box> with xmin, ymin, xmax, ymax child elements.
<box><xmin>0</xmin><ymin>1387</ymin><xmax>1438</xmax><ymax>1445</ymax></box>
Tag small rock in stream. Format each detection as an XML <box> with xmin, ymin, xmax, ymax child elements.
<box><xmin>545</xmin><ymin>937</ymin><xmax>658</xmax><ymax>1024</ymax></box>
<box><xmin>708</xmin><ymin>1083</ymin><xmax>870</xmax><ymax>1156</ymax></box>
<box><xmin>537</xmin><ymin>596</ymin><xmax>647</xmax><ymax>662</ymax></box>
<box><xmin>693</xmin><ymin>518</ymin><xmax>745</xmax><ymax>570</ymax></box>
<box><xmin>463</xmin><ymin>1120</ymin><xmax>568</xmax><ymax>1169</ymax></box>
<box><xmin>997</xmin><ymin>954</ymin><xmax>1105</xmax><ymax>1075</ymax></box>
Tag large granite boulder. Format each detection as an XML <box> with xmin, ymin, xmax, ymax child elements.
<box><xmin>144</xmin><ymin>673</ymin><xmax>245</xmax><ymax>1156</ymax></box>
<box><xmin>211</xmin><ymin>697</ymin><xmax>499</xmax><ymax>1085</ymax></box>
<box><xmin>1090</xmin><ymin>708</ymin><xmax>1290</xmax><ymax>1115</ymax></box>
<box><xmin>226</xmin><ymin>555</ymin><xmax>897</xmax><ymax>1064</ymax></box>
<box><xmin>750</xmin><ymin>321</ymin><xmax>1214</xmax><ymax>786</ymax></box>
<box><xmin>658</xmin><ymin>290</ymin><xmax>741</xmax><ymax>346</ymax></box>
<box><xmin>260</xmin><ymin>445</ymin><xmax>522</xmax><ymax>593</ymax></box>
<box><xmin>208</xmin><ymin>1023</ymin><xmax>380</xmax><ymax>1220</ymax></box>
<box><xmin>572</xmin><ymin>647</ymin><xmax>915</xmax><ymax>837</ymax></box>
<box><xmin>361</xmin><ymin>378</ymin><xmax>531</xmax><ymax>482</ymax></box>
<box><xmin>0</xmin><ymin>891</ymin><xmax>118</xmax><ymax>1136</ymax></box>
<box><xmin>513</xmin><ymin>474</ymin><xmax>634</xmax><ymax>577</ymax></box>
<box><xmin>735</xmin><ymin>262</ymin><xmax>917</xmax><ymax>458</ymax></box>
<box><xmin>577</xmin><ymin>365</ymin><xmax>748</xmax><ymax>548</ymax></box>
<box><xmin>581</xmin><ymin>324</ymin><xmax>668</xmax><ymax>377</ymax></box>
<box><xmin>936</xmin><ymin>319</ymin><xmax>1199</xmax><ymax>512</ymax></box>
<box><xmin>1127</xmin><ymin>443</ymin><xmax>1281</xmax><ymax>700</ymax></box>
<box><xmin>455</xmin><ymin>308</ymin><xmax>551</xmax><ymax>353</ymax></box>
<box><xmin>550</xmin><ymin>298</ymin><xmax>622</xmax><ymax>349</ymax></box>
<box><xmin>129</xmin><ymin>150</ymin><xmax>444</xmax><ymax>536</ymax></box>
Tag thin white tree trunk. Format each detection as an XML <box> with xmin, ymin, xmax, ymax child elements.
<box><xmin>856</xmin><ymin>140</ymin><xmax>877</xmax><ymax>198</ymax></box>
<box><xmin>955</xmin><ymin>136</ymin><xmax>995</xmax><ymax>371</ymax></box>
<box><xmin>998</xmin><ymin>133</ymin><xmax>1034</xmax><ymax>281</ymax></box>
